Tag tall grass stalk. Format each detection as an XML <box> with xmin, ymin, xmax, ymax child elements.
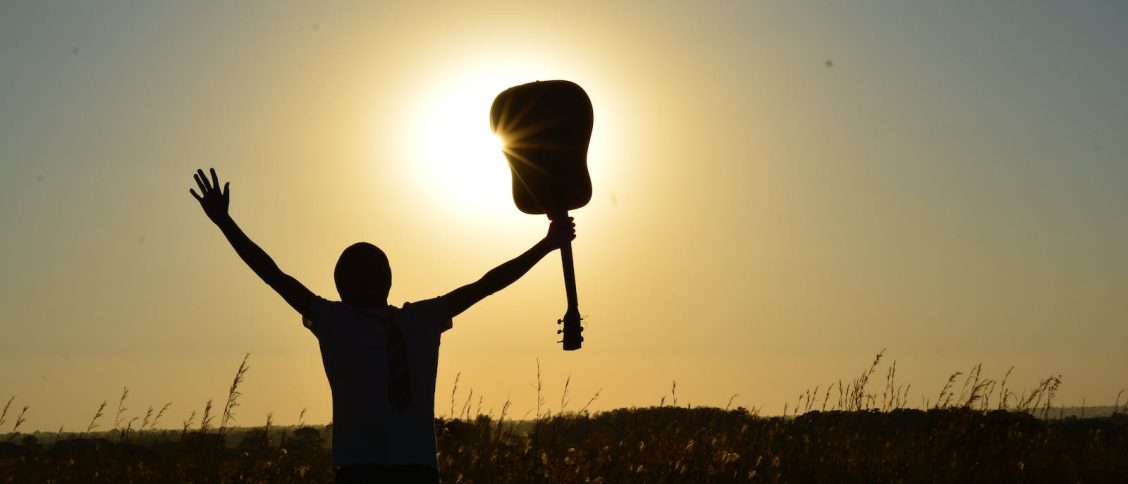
<box><xmin>449</xmin><ymin>372</ymin><xmax>461</xmax><ymax>418</ymax></box>
<box><xmin>580</xmin><ymin>388</ymin><xmax>602</xmax><ymax>415</ymax></box>
<box><xmin>7</xmin><ymin>406</ymin><xmax>28</xmax><ymax>440</ymax></box>
<box><xmin>560</xmin><ymin>375</ymin><xmax>571</xmax><ymax>413</ymax></box>
<box><xmin>85</xmin><ymin>401</ymin><xmax>107</xmax><ymax>435</ymax></box>
<box><xmin>151</xmin><ymin>402</ymin><xmax>172</xmax><ymax>430</ymax></box>
<box><xmin>113</xmin><ymin>387</ymin><xmax>129</xmax><ymax>431</ymax></box>
<box><xmin>219</xmin><ymin>353</ymin><xmax>250</xmax><ymax>435</ymax></box>
<box><xmin>199</xmin><ymin>400</ymin><xmax>214</xmax><ymax>432</ymax></box>
<box><xmin>0</xmin><ymin>396</ymin><xmax>13</xmax><ymax>429</ymax></box>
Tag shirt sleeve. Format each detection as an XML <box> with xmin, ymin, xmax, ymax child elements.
<box><xmin>302</xmin><ymin>296</ymin><xmax>337</xmax><ymax>338</ymax></box>
<box><xmin>404</xmin><ymin>297</ymin><xmax>454</xmax><ymax>334</ymax></box>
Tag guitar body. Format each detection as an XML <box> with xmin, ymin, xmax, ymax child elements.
<box><xmin>491</xmin><ymin>80</ymin><xmax>593</xmax><ymax>350</ymax></box>
<box><xmin>491</xmin><ymin>80</ymin><xmax>593</xmax><ymax>215</ymax></box>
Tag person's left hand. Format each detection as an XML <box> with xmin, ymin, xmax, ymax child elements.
<box><xmin>190</xmin><ymin>168</ymin><xmax>230</xmax><ymax>223</ymax></box>
<box><xmin>544</xmin><ymin>216</ymin><xmax>577</xmax><ymax>249</ymax></box>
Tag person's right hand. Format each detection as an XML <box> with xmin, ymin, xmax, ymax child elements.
<box><xmin>190</xmin><ymin>168</ymin><xmax>230</xmax><ymax>223</ymax></box>
<box><xmin>544</xmin><ymin>216</ymin><xmax>577</xmax><ymax>250</ymax></box>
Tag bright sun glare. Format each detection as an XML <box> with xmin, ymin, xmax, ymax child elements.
<box><xmin>410</xmin><ymin>76</ymin><xmax>518</xmax><ymax>218</ymax></box>
<box><xmin>394</xmin><ymin>58</ymin><xmax>614</xmax><ymax>223</ymax></box>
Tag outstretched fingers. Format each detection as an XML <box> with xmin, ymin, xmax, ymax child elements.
<box><xmin>190</xmin><ymin>188</ymin><xmax>203</xmax><ymax>201</ymax></box>
<box><xmin>194</xmin><ymin>171</ymin><xmax>209</xmax><ymax>194</ymax></box>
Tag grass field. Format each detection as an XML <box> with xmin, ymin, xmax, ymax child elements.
<box><xmin>3</xmin><ymin>352</ymin><xmax>1126</xmax><ymax>483</ymax></box>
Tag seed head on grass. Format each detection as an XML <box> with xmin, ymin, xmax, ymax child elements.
<box><xmin>86</xmin><ymin>401</ymin><xmax>107</xmax><ymax>435</ymax></box>
<box><xmin>580</xmin><ymin>388</ymin><xmax>602</xmax><ymax>415</ymax></box>
<box><xmin>882</xmin><ymin>362</ymin><xmax>897</xmax><ymax>411</ymax></box>
<box><xmin>450</xmin><ymin>372</ymin><xmax>461</xmax><ymax>419</ymax></box>
<box><xmin>533</xmin><ymin>360</ymin><xmax>544</xmax><ymax>420</ymax></box>
<box><xmin>182</xmin><ymin>410</ymin><xmax>196</xmax><ymax>437</ymax></box>
<box><xmin>113</xmin><ymin>387</ymin><xmax>129</xmax><ymax>431</ymax></box>
<box><xmin>460</xmin><ymin>388</ymin><xmax>474</xmax><ymax>420</ymax></box>
<box><xmin>7</xmin><ymin>406</ymin><xmax>28</xmax><ymax>439</ymax></box>
<box><xmin>151</xmin><ymin>402</ymin><xmax>172</xmax><ymax>430</ymax></box>
<box><xmin>957</xmin><ymin>364</ymin><xmax>981</xmax><ymax>405</ymax></box>
<box><xmin>998</xmin><ymin>366</ymin><xmax>1015</xmax><ymax>410</ymax></box>
<box><xmin>496</xmin><ymin>395</ymin><xmax>511</xmax><ymax>439</ymax></box>
<box><xmin>200</xmin><ymin>400</ymin><xmax>214</xmax><ymax>432</ymax></box>
<box><xmin>849</xmin><ymin>348</ymin><xmax>885</xmax><ymax>410</ymax></box>
<box><xmin>935</xmin><ymin>372</ymin><xmax>962</xmax><ymax>409</ymax></box>
<box><xmin>140</xmin><ymin>406</ymin><xmax>154</xmax><ymax>432</ymax></box>
<box><xmin>220</xmin><ymin>353</ymin><xmax>250</xmax><ymax>435</ymax></box>
<box><xmin>560</xmin><ymin>375</ymin><xmax>572</xmax><ymax>414</ymax></box>
<box><xmin>0</xmin><ymin>396</ymin><xmax>13</xmax><ymax>429</ymax></box>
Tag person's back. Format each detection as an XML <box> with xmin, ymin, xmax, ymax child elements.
<box><xmin>305</xmin><ymin>298</ymin><xmax>449</xmax><ymax>470</ymax></box>
<box><xmin>189</xmin><ymin>168</ymin><xmax>574</xmax><ymax>483</ymax></box>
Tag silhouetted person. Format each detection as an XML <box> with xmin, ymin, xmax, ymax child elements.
<box><xmin>190</xmin><ymin>168</ymin><xmax>575</xmax><ymax>483</ymax></box>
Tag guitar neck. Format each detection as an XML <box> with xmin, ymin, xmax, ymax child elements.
<box><xmin>552</xmin><ymin>210</ymin><xmax>583</xmax><ymax>350</ymax></box>
<box><xmin>553</xmin><ymin>211</ymin><xmax>580</xmax><ymax>311</ymax></box>
<box><xmin>560</xmin><ymin>240</ymin><xmax>579</xmax><ymax>310</ymax></box>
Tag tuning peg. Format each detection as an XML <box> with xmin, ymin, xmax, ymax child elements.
<box><xmin>557</xmin><ymin>329</ymin><xmax>563</xmax><ymax>334</ymax></box>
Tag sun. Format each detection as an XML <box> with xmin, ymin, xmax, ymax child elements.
<box><xmin>390</xmin><ymin>55</ymin><xmax>615</xmax><ymax>223</ymax></box>
<box><xmin>409</xmin><ymin>77</ymin><xmax>518</xmax><ymax>219</ymax></box>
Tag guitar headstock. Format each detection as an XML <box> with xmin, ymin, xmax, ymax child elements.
<box><xmin>557</xmin><ymin>308</ymin><xmax>583</xmax><ymax>351</ymax></box>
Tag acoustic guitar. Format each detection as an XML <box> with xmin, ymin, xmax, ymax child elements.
<box><xmin>490</xmin><ymin>80</ymin><xmax>593</xmax><ymax>350</ymax></box>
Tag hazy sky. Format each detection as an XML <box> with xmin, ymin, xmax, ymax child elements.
<box><xmin>2</xmin><ymin>1</ymin><xmax>1126</xmax><ymax>431</ymax></box>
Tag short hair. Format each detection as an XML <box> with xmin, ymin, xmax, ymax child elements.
<box><xmin>334</xmin><ymin>242</ymin><xmax>392</xmax><ymax>304</ymax></box>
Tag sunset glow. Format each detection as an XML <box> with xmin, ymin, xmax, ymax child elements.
<box><xmin>1</xmin><ymin>2</ymin><xmax>1125</xmax><ymax>435</ymax></box>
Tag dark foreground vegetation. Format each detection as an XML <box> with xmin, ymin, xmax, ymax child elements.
<box><xmin>2</xmin><ymin>407</ymin><xmax>1126</xmax><ymax>483</ymax></box>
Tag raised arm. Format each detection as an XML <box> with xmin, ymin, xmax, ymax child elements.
<box><xmin>190</xmin><ymin>168</ymin><xmax>315</xmax><ymax>317</ymax></box>
<box><xmin>442</xmin><ymin>217</ymin><xmax>576</xmax><ymax>318</ymax></box>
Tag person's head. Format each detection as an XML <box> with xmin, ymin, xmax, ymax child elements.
<box><xmin>334</xmin><ymin>242</ymin><xmax>392</xmax><ymax>306</ymax></box>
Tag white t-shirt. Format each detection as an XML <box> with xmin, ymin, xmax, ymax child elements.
<box><xmin>303</xmin><ymin>296</ymin><xmax>453</xmax><ymax>467</ymax></box>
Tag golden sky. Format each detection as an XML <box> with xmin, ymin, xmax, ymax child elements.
<box><xmin>2</xmin><ymin>2</ymin><xmax>1126</xmax><ymax>431</ymax></box>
